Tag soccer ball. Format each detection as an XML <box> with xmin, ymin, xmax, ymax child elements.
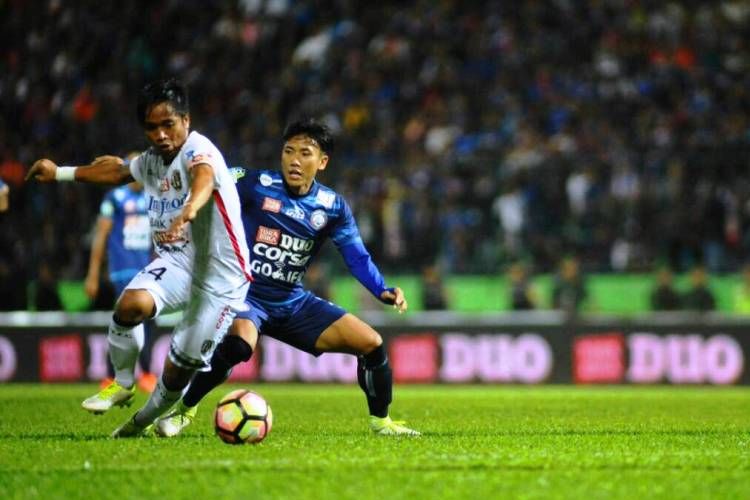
<box><xmin>214</xmin><ymin>389</ymin><xmax>273</xmax><ymax>444</ymax></box>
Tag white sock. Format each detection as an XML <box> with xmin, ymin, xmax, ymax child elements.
<box><xmin>134</xmin><ymin>376</ymin><xmax>184</xmax><ymax>427</ymax></box>
<box><xmin>107</xmin><ymin>320</ymin><xmax>144</xmax><ymax>389</ymax></box>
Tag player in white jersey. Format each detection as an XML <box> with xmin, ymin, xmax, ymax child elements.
<box><xmin>25</xmin><ymin>79</ymin><xmax>252</xmax><ymax>437</ymax></box>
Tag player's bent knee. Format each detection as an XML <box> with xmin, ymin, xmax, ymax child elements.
<box><xmin>115</xmin><ymin>290</ymin><xmax>155</xmax><ymax>324</ymax></box>
<box><xmin>363</xmin><ymin>331</ymin><xmax>383</xmax><ymax>354</ymax></box>
<box><xmin>229</xmin><ymin>319</ymin><xmax>258</xmax><ymax>350</ymax></box>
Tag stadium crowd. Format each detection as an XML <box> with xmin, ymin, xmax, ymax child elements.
<box><xmin>1</xmin><ymin>0</ymin><xmax>750</xmax><ymax>310</ymax></box>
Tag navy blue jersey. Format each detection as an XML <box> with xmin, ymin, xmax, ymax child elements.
<box><xmin>232</xmin><ymin>168</ymin><xmax>389</xmax><ymax>307</ymax></box>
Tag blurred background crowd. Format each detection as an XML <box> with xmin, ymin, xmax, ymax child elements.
<box><xmin>1</xmin><ymin>0</ymin><xmax>750</xmax><ymax>310</ymax></box>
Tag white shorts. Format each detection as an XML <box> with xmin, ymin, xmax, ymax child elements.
<box><xmin>125</xmin><ymin>256</ymin><xmax>249</xmax><ymax>370</ymax></box>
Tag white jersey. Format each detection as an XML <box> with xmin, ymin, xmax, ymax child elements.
<box><xmin>129</xmin><ymin>130</ymin><xmax>252</xmax><ymax>295</ymax></box>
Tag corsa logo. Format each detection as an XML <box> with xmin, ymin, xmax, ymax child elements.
<box><xmin>256</xmin><ymin>226</ymin><xmax>280</xmax><ymax>245</ymax></box>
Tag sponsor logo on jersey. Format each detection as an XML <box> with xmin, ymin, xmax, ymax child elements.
<box><xmin>171</xmin><ymin>171</ymin><xmax>183</xmax><ymax>190</ymax></box>
<box><xmin>316</xmin><ymin>189</ymin><xmax>335</xmax><ymax>208</ymax></box>
<box><xmin>250</xmin><ymin>232</ymin><xmax>314</xmax><ymax>284</ymax></box>
<box><xmin>259</xmin><ymin>173</ymin><xmax>273</xmax><ymax>186</ymax></box>
<box><xmin>310</xmin><ymin>209</ymin><xmax>328</xmax><ymax>230</ymax></box>
<box><xmin>256</xmin><ymin>226</ymin><xmax>281</xmax><ymax>245</ymax></box>
<box><xmin>147</xmin><ymin>193</ymin><xmax>189</xmax><ymax>216</ymax></box>
<box><xmin>229</xmin><ymin>167</ymin><xmax>246</xmax><ymax>183</ymax></box>
<box><xmin>262</xmin><ymin>197</ymin><xmax>281</xmax><ymax>213</ymax></box>
<box><xmin>200</xmin><ymin>340</ymin><xmax>214</xmax><ymax>355</ymax></box>
<box><xmin>186</xmin><ymin>150</ymin><xmax>213</xmax><ymax>167</ymax></box>
<box><xmin>284</xmin><ymin>205</ymin><xmax>305</xmax><ymax>220</ymax></box>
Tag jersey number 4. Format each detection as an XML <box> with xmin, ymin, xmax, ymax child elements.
<box><xmin>147</xmin><ymin>267</ymin><xmax>167</xmax><ymax>281</ymax></box>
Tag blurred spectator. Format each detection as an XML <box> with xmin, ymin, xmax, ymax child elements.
<box><xmin>420</xmin><ymin>264</ymin><xmax>449</xmax><ymax>310</ymax></box>
<box><xmin>552</xmin><ymin>256</ymin><xmax>587</xmax><ymax>312</ymax></box>
<box><xmin>4</xmin><ymin>1</ymin><xmax>750</xmax><ymax>301</ymax></box>
<box><xmin>682</xmin><ymin>265</ymin><xmax>716</xmax><ymax>312</ymax></box>
<box><xmin>507</xmin><ymin>261</ymin><xmax>537</xmax><ymax>310</ymax></box>
<box><xmin>34</xmin><ymin>262</ymin><xmax>63</xmax><ymax>311</ymax></box>
<box><xmin>732</xmin><ymin>264</ymin><xmax>750</xmax><ymax>314</ymax></box>
<box><xmin>650</xmin><ymin>267</ymin><xmax>682</xmax><ymax>311</ymax></box>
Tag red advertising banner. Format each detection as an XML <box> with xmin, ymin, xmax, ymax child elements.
<box><xmin>390</xmin><ymin>334</ymin><xmax>438</xmax><ymax>383</ymax></box>
<box><xmin>573</xmin><ymin>333</ymin><xmax>625</xmax><ymax>383</ymax></box>
<box><xmin>39</xmin><ymin>334</ymin><xmax>83</xmax><ymax>382</ymax></box>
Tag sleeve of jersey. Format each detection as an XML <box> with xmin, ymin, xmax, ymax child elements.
<box><xmin>128</xmin><ymin>155</ymin><xmax>144</xmax><ymax>183</ymax></box>
<box><xmin>339</xmin><ymin>240</ymin><xmax>390</xmax><ymax>302</ymax></box>
<box><xmin>332</xmin><ymin>198</ymin><xmax>389</xmax><ymax>302</ymax></box>
<box><xmin>183</xmin><ymin>135</ymin><xmax>223</xmax><ymax>187</ymax></box>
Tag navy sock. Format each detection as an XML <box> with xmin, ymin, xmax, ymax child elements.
<box><xmin>357</xmin><ymin>344</ymin><xmax>393</xmax><ymax>418</ymax></box>
<box><xmin>183</xmin><ymin>336</ymin><xmax>253</xmax><ymax>407</ymax></box>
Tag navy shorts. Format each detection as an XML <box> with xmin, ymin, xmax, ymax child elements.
<box><xmin>236</xmin><ymin>291</ymin><xmax>347</xmax><ymax>356</ymax></box>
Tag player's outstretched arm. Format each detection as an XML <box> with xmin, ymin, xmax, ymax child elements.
<box><xmin>165</xmin><ymin>163</ymin><xmax>215</xmax><ymax>238</ymax></box>
<box><xmin>25</xmin><ymin>156</ymin><xmax>134</xmax><ymax>185</ymax></box>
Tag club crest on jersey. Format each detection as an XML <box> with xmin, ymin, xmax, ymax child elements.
<box><xmin>256</xmin><ymin>226</ymin><xmax>281</xmax><ymax>245</ymax></box>
<box><xmin>159</xmin><ymin>177</ymin><xmax>170</xmax><ymax>192</ymax></box>
<box><xmin>171</xmin><ymin>171</ymin><xmax>183</xmax><ymax>190</ymax></box>
<box><xmin>262</xmin><ymin>197</ymin><xmax>281</xmax><ymax>213</ymax></box>
<box><xmin>284</xmin><ymin>205</ymin><xmax>305</xmax><ymax>220</ymax></box>
<box><xmin>310</xmin><ymin>209</ymin><xmax>328</xmax><ymax>230</ymax></box>
<box><xmin>316</xmin><ymin>189</ymin><xmax>335</xmax><ymax>209</ymax></box>
<box><xmin>259</xmin><ymin>173</ymin><xmax>273</xmax><ymax>186</ymax></box>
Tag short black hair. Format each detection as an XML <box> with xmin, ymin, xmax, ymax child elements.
<box><xmin>282</xmin><ymin>118</ymin><xmax>334</xmax><ymax>155</ymax></box>
<box><xmin>136</xmin><ymin>78</ymin><xmax>189</xmax><ymax>124</ymax></box>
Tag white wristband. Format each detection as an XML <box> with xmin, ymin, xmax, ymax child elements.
<box><xmin>55</xmin><ymin>166</ymin><xmax>77</xmax><ymax>182</ymax></box>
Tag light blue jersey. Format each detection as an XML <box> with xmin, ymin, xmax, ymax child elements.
<box><xmin>100</xmin><ymin>185</ymin><xmax>151</xmax><ymax>289</ymax></box>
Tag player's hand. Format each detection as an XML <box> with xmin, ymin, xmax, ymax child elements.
<box><xmin>84</xmin><ymin>274</ymin><xmax>99</xmax><ymax>300</ymax></box>
<box><xmin>381</xmin><ymin>287</ymin><xmax>408</xmax><ymax>314</ymax></box>
<box><xmin>163</xmin><ymin>203</ymin><xmax>195</xmax><ymax>243</ymax></box>
<box><xmin>163</xmin><ymin>217</ymin><xmax>188</xmax><ymax>243</ymax></box>
<box><xmin>25</xmin><ymin>159</ymin><xmax>58</xmax><ymax>183</ymax></box>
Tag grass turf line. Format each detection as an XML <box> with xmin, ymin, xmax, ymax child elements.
<box><xmin>0</xmin><ymin>384</ymin><xmax>748</xmax><ymax>499</ymax></box>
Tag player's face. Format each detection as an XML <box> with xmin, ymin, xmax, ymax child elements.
<box><xmin>143</xmin><ymin>102</ymin><xmax>190</xmax><ymax>161</ymax></box>
<box><xmin>281</xmin><ymin>134</ymin><xmax>328</xmax><ymax>195</ymax></box>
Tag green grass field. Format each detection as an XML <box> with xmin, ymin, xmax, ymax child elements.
<box><xmin>0</xmin><ymin>384</ymin><xmax>748</xmax><ymax>499</ymax></box>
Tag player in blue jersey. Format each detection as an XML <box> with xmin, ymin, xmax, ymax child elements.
<box><xmin>157</xmin><ymin>118</ymin><xmax>420</xmax><ymax>436</ymax></box>
<box><xmin>85</xmin><ymin>170</ymin><xmax>157</xmax><ymax>392</ymax></box>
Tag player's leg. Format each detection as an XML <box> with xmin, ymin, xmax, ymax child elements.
<box><xmin>315</xmin><ymin>313</ymin><xmax>420</xmax><ymax>436</ymax></box>
<box><xmin>156</xmin><ymin>317</ymin><xmax>258</xmax><ymax>437</ymax></box>
<box><xmin>113</xmin><ymin>287</ymin><xmax>244</xmax><ymax>437</ymax></box>
<box><xmin>81</xmin><ymin>289</ymin><xmax>153</xmax><ymax>413</ymax></box>
<box><xmin>84</xmin><ymin>258</ymin><xmax>189</xmax><ymax>415</ymax></box>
